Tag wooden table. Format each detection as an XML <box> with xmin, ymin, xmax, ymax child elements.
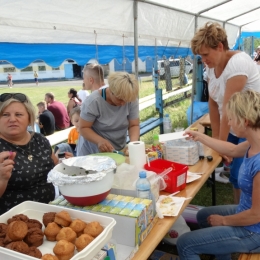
<box><xmin>131</xmin><ymin>146</ymin><xmax>222</xmax><ymax>260</ymax></box>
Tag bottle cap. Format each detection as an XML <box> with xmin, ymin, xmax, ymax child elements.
<box><xmin>104</xmin><ymin>257</ymin><xmax>110</xmax><ymax>260</ymax></box>
<box><xmin>153</xmin><ymin>134</ymin><xmax>159</xmax><ymax>141</ymax></box>
<box><xmin>139</xmin><ymin>171</ymin><xmax>147</xmax><ymax>178</ymax></box>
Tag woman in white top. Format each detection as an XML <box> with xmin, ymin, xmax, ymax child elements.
<box><xmin>191</xmin><ymin>22</ymin><xmax>260</xmax><ymax>203</ymax></box>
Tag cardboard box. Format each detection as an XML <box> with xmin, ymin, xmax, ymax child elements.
<box><xmin>149</xmin><ymin>250</ymin><xmax>180</xmax><ymax>260</ymax></box>
<box><xmin>91</xmin><ymin>250</ymin><xmax>107</xmax><ymax>260</ymax></box>
<box><xmin>163</xmin><ymin>139</ymin><xmax>199</xmax><ymax>165</ymax></box>
<box><xmin>50</xmin><ymin>195</ymin><xmax>156</xmax><ymax>247</ymax></box>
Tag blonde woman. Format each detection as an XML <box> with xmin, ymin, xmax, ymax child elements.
<box><xmin>177</xmin><ymin>90</ymin><xmax>260</xmax><ymax>259</ymax></box>
<box><xmin>78</xmin><ymin>72</ymin><xmax>139</xmax><ymax>155</ymax></box>
<box><xmin>191</xmin><ymin>22</ymin><xmax>260</xmax><ymax>203</ymax></box>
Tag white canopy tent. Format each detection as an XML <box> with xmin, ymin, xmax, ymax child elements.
<box><xmin>1</xmin><ymin>0</ymin><xmax>260</xmax><ymax>69</ymax></box>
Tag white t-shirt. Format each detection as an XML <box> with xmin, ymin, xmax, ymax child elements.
<box><xmin>206</xmin><ymin>52</ymin><xmax>260</xmax><ymax>118</ymax></box>
<box><xmin>77</xmin><ymin>89</ymin><xmax>89</xmax><ymax>103</ymax></box>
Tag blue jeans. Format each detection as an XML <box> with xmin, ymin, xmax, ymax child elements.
<box><xmin>227</xmin><ymin>133</ymin><xmax>246</xmax><ymax>189</ymax></box>
<box><xmin>176</xmin><ymin>205</ymin><xmax>260</xmax><ymax>260</ymax></box>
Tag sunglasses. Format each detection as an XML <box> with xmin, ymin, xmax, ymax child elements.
<box><xmin>0</xmin><ymin>93</ymin><xmax>27</xmax><ymax>103</ymax></box>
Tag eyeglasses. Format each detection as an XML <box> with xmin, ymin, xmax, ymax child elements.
<box><xmin>0</xmin><ymin>93</ymin><xmax>27</xmax><ymax>103</ymax></box>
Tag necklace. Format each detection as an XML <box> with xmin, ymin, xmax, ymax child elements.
<box><xmin>12</xmin><ymin>139</ymin><xmax>33</xmax><ymax>162</ymax></box>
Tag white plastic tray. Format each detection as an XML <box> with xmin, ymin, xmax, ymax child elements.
<box><xmin>156</xmin><ymin>195</ymin><xmax>186</xmax><ymax>217</ymax></box>
<box><xmin>186</xmin><ymin>172</ymin><xmax>201</xmax><ymax>183</ymax></box>
<box><xmin>0</xmin><ymin>201</ymin><xmax>116</xmax><ymax>260</ymax></box>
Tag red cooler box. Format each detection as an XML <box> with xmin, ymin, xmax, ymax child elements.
<box><xmin>144</xmin><ymin>159</ymin><xmax>188</xmax><ymax>193</ymax></box>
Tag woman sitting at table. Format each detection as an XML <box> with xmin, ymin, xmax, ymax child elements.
<box><xmin>0</xmin><ymin>93</ymin><xmax>58</xmax><ymax>215</ymax></box>
<box><xmin>67</xmin><ymin>88</ymin><xmax>82</xmax><ymax>116</ymax></box>
<box><xmin>177</xmin><ymin>89</ymin><xmax>260</xmax><ymax>259</ymax></box>
<box><xmin>78</xmin><ymin>72</ymin><xmax>140</xmax><ymax>155</ymax></box>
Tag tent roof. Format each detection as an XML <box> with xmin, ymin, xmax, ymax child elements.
<box><xmin>1</xmin><ymin>0</ymin><xmax>260</xmax><ymax>68</ymax></box>
<box><xmin>146</xmin><ymin>0</ymin><xmax>260</xmax><ymax>29</ymax></box>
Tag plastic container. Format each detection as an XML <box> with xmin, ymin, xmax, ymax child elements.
<box><xmin>136</xmin><ymin>171</ymin><xmax>151</xmax><ymax>199</ymax></box>
<box><xmin>144</xmin><ymin>159</ymin><xmax>188</xmax><ymax>193</ymax></box>
<box><xmin>0</xmin><ymin>201</ymin><xmax>116</xmax><ymax>260</ymax></box>
<box><xmin>163</xmin><ymin>114</ymin><xmax>172</xmax><ymax>134</ymax></box>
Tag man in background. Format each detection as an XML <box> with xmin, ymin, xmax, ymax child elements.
<box><xmin>37</xmin><ymin>101</ymin><xmax>55</xmax><ymax>136</ymax></box>
<box><xmin>44</xmin><ymin>92</ymin><xmax>70</xmax><ymax>130</ymax></box>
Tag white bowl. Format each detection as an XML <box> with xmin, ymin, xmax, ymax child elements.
<box><xmin>53</xmin><ymin>163</ymin><xmax>115</xmax><ymax>206</ymax></box>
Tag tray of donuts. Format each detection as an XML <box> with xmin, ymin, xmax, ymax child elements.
<box><xmin>0</xmin><ymin>201</ymin><xmax>116</xmax><ymax>260</ymax></box>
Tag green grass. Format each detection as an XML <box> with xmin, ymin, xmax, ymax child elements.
<box><xmin>0</xmin><ymin>78</ymin><xmax>234</xmax><ymax>207</ymax></box>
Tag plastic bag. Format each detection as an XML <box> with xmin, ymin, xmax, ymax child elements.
<box><xmin>113</xmin><ymin>163</ymin><xmax>166</xmax><ymax>202</ymax></box>
<box><xmin>163</xmin><ymin>215</ymin><xmax>190</xmax><ymax>245</ymax></box>
<box><xmin>186</xmin><ymin>101</ymin><xmax>209</xmax><ymax>125</ymax></box>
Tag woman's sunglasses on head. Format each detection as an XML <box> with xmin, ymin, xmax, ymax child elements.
<box><xmin>0</xmin><ymin>93</ymin><xmax>27</xmax><ymax>103</ymax></box>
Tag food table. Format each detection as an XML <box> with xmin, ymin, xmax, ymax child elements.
<box><xmin>129</xmin><ymin>145</ymin><xmax>221</xmax><ymax>260</ymax></box>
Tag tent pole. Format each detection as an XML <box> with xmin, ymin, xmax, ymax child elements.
<box><xmin>190</xmin><ymin>15</ymin><xmax>198</xmax><ymax>125</ymax></box>
<box><xmin>134</xmin><ymin>0</ymin><xmax>139</xmax><ymax>79</ymax></box>
<box><xmin>238</xmin><ymin>26</ymin><xmax>242</xmax><ymax>51</ymax></box>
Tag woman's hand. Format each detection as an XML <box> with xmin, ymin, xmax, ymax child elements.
<box><xmin>207</xmin><ymin>214</ymin><xmax>225</xmax><ymax>226</ymax></box>
<box><xmin>123</xmin><ymin>146</ymin><xmax>129</xmax><ymax>156</ymax></box>
<box><xmin>0</xmin><ymin>151</ymin><xmax>16</xmax><ymax>181</ymax></box>
<box><xmin>97</xmin><ymin>139</ymin><xmax>114</xmax><ymax>152</ymax></box>
<box><xmin>184</xmin><ymin>130</ymin><xmax>201</xmax><ymax>141</ymax></box>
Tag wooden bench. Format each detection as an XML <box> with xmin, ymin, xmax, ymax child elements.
<box><xmin>46</xmin><ymin>126</ymin><xmax>75</xmax><ymax>146</ymax></box>
<box><xmin>239</xmin><ymin>254</ymin><xmax>260</xmax><ymax>260</ymax></box>
<box><xmin>126</xmin><ymin>117</ymin><xmax>163</xmax><ymax>143</ymax></box>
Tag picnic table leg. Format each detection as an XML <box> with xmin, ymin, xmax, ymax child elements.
<box><xmin>211</xmin><ymin>170</ymin><xmax>216</xmax><ymax>205</ymax></box>
<box><xmin>206</xmin><ymin>170</ymin><xmax>216</xmax><ymax>206</ymax></box>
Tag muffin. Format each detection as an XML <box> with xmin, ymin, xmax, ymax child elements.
<box><xmin>75</xmin><ymin>234</ymin><xmax>94</xmax><ymax>252</ymax></box>
<box><xmin>44</xmin><ymin>222</ymin><xmax>62</xmax><ymax>241</ymax></box>
<box><xmin>54</xmin><ymin>211</ymin><xmax>72</xmax><ymax>227</ymax></box>
<box><xmin>27</xmin><ymin>219</ymin><xmax>43</xmax><ymax>230</ymax></box>
<box><xmin>0</xmin><ymin>223</ymin><xmax>7</xmax><ymax>238</ymax></box>
<box><xmin>56</xmin><ymin>227</ymin><xmax>77</xmax><ymax>243</ymax></box>
<box><xmin>41</xmin><ymin>254</ymin><xmax>59</xmax><ymax>260</ymax></box>
<box><xmin>5</xmin><ymin>241</ymin><xmax>29</xmax><ymax>254</ymax></box>
<box><xmin>84</xmin><ymin>221</ymin><xmax>104</xmax><ymax>238</ymax></box>
<box><xmin>7</xmin><ymin>221</ymin><xmax>28</xmax><ymax>241</ymax></box>
<box><xmin>24</xmin><ymin>227</ymin><xmax>44</xmax><ymax>247</ymax></box>
<box><xmin>53</xmin><ymin>239</ymin><xmax>75</xmax><ymax>260</ymax></box>
<box><xmin>28</xmin><ymin>246</ymin><xmax>42</xmax><ymax>258</ymax></box>
<box><xmin>0</xmin><ymin>237</ymin><xmax>5</xmax><ymax>247</ymax></box>
<box><xmin>69</xmin><ymin>219</ymin><xmax>86</xmax><ymax>237</ymax></box>
<box><xmin>43</xmin><ymin>212</ymin><xmax>56</xmax><ymax>227</ymax></box>
<box><xmin>7</xmin><ymin>214</ymin><xmax>29</xmax><ymax>224</ymax></box>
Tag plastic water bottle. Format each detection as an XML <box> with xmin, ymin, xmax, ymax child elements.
<box><xmin>163</xmin><ymin>113</ymin><xmax>172</xmax><ymax>134</ymax></box>
<box><xmin>136</xmin><ymin>171</ymin><xmax>151</xmax><ymax>199</ymax></box>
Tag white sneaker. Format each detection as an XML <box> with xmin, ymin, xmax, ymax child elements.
<box><xmin>215</xmin><ymin>166</ymin><xmax>224</xmax><ymax>173</ymax></box>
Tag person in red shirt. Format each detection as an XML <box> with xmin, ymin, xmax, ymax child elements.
<box><xmin>44</xmin><ymin>92</ymin><xmax>70</xmax><ymax>130</ymax></box>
